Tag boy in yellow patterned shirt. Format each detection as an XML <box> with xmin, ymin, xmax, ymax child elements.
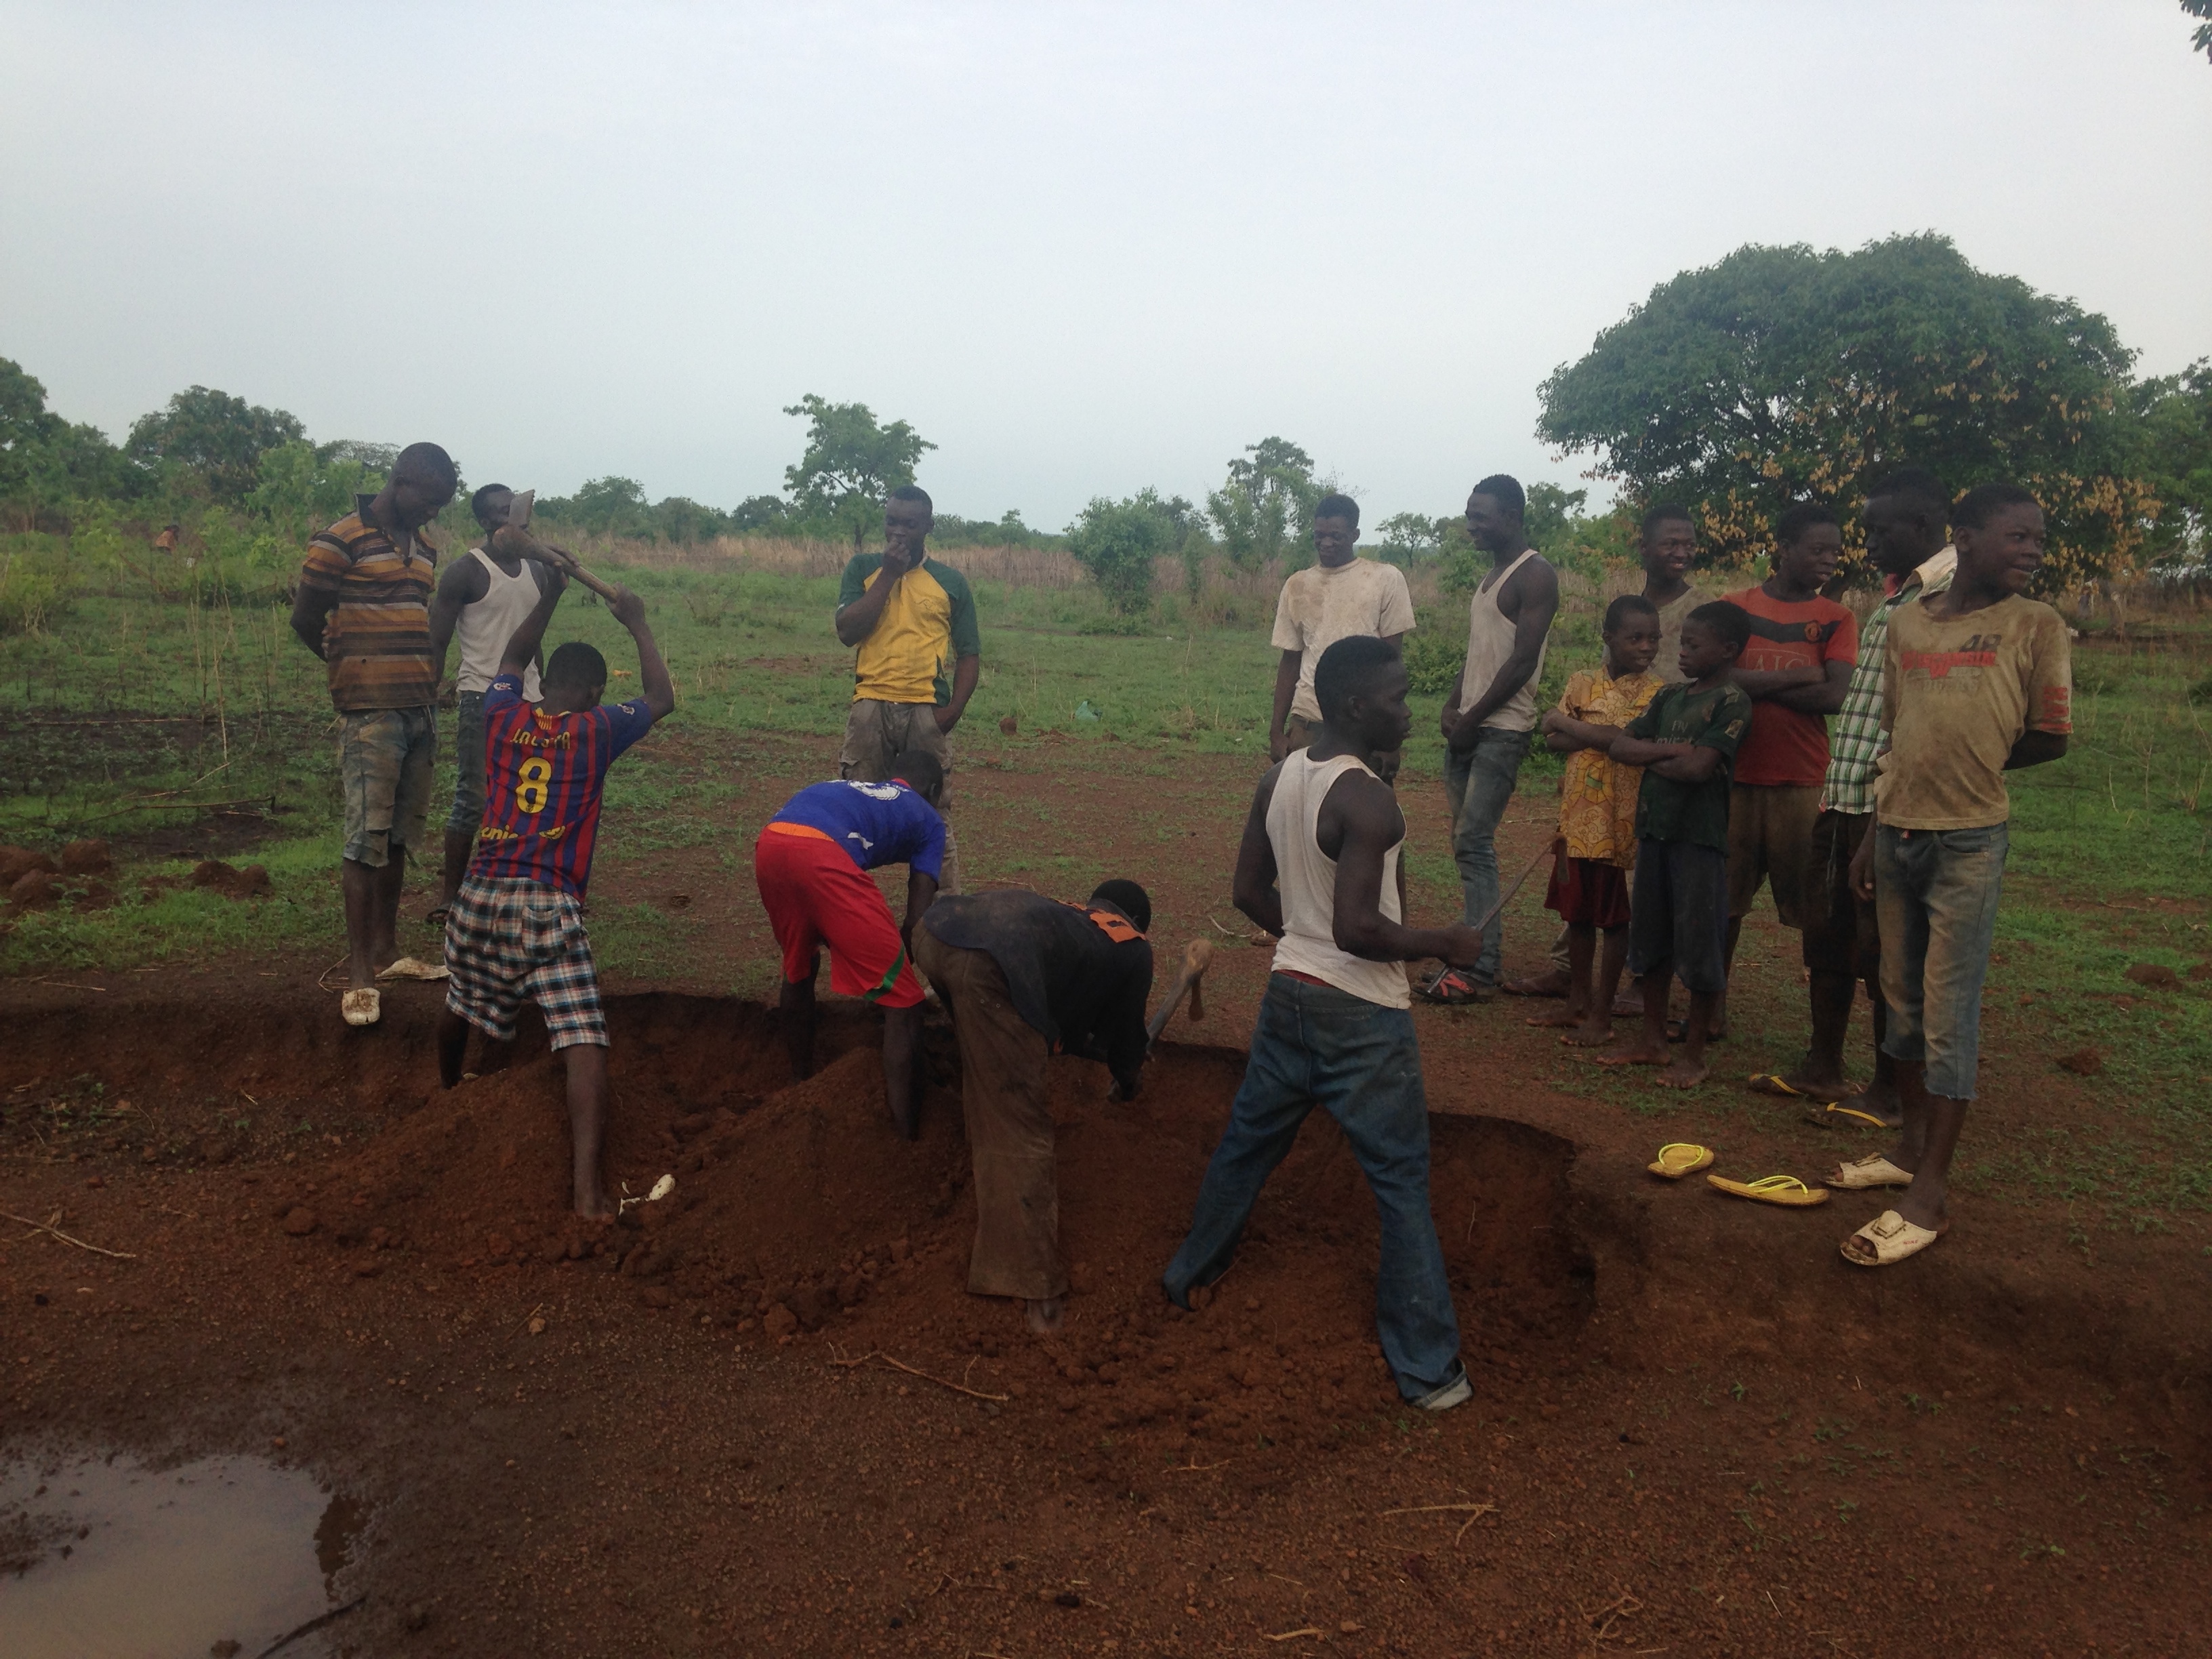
<box><xmin>1533</xmin><ymin>596</ymin><xmax>1662</xmax><ymax>1045</ymax></box>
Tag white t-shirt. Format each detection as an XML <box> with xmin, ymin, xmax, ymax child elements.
<box><xmin>1271</xmin><ymin>557</ymin><xmax>1418</xmax><ymax>723</ymax></box>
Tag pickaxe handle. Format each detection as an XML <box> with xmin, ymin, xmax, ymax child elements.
<box><xmin>1145</xmin><ymin>939</ymin><xmax>1216</xmax><ymax>1044</ymax></box>
<box><xmin>1469</xmin><ymin>836</ymin><xmax>1565</xmax><ymax>938</ymax></box>
<box><xmin>491</xmin><ymin>525</ymin><xmax>623</xmax><ymax>603</ymax></box>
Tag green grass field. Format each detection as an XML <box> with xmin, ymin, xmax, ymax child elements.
<box><xmin>5</xmin><ymin>536</ymin><xmax>2211</xmax><ymax>1227</ymax></box>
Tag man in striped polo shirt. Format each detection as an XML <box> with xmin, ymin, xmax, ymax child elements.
<box><xmin>291</xmin><ymin>443</ymin><xmax>457</xmax><ymax>1027</ymax></box>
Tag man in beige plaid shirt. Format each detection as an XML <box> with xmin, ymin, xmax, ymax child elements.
<box><xmin>1758</xmin><ymin>468</ymin><xmax>1955</xmax><ymax>1122</ymax></box>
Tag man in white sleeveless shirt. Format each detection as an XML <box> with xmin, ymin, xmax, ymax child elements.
<box><xmin>428</xmin><ymin>483</ymin><xmax>554</xmax><ymax>921</ymax></box>
<box><xmin>1163</xmin><ymin>636</ymin><xmax>1483</xmax><ymax>1412</ymax></box>
<box><xmin>1422</xmin><ymin>475</ymin><xmax>1559</xmax><ymax>1004</ymax></box>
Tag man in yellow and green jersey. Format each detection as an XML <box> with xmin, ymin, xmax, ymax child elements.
<box><xmin>834</xmin><ymin>485</ymin><xmax>981</xmax><ymax>891</ymax></box>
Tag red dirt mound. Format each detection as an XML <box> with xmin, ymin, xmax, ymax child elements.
<box><xmin>279</xmin><ymin>1008</ymin><xmax>1592</xmax><ymax>1465</ymax></box>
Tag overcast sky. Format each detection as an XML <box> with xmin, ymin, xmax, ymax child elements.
<box><xmin>4</xmin><ymin>1</ymin><xmax>2208</xmax><ymax>530</ymax></box>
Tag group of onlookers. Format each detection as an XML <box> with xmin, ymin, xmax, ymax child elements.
<box><xmin>1260</xmin><ymin>469</ymin><xmax>2072</xmax><ymax>1268</ymax></box>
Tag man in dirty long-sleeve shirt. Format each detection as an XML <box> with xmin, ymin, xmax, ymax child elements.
<box><xmin>916</xmin><ymin>882</ymin><xmax>1153</xmax><ymax>1334</ymax></box>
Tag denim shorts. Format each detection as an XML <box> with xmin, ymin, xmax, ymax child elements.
<box><xmin>1624</xmin><ymin>839</ymin><xmax>1729</xmax><ymax>995</ymax></box>
<box><xmin>339</xmin><ymin>705</ymin><xmax>436</xmax><ymax>867</ymax></box>
<box><xmin>448</xmin><ymin>691</ymin><xmax>488</xmax><ymax>836</ymax></box>
<box><xmin>1876</xmin><ymin>822</ymin><xmax>2008</xmax><ymax>1100</ymax></box>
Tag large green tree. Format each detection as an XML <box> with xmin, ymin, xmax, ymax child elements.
<box><xmin>781</xmin><ymin>394</ymin><xmax>934</xmax><ymax>551</ymax></box>
<box><xmin>0</xmin><ymin>358</ymin><xmax>134</xmax><ymax>528</ymax></box>
<box><xmin>2186</xmin><ymin>1</ymin><xmax>2212</xmax><ymax>64</ymax></box>
<box><xmin>1206</xmin><ymin>436</ymin><xmax>1320</xmax><ymax>571</ymax></box>
<box><xmin>2131</xmin><ymin>359</ymin><xmax>2211</xmax><ymax>562</ymax></box>
<box><xmin>126</xmin><ymin>385</ymin><xmax>304</xmax><ymax>502</ymax></box>
<box><xmin>1536</xmin><ymin>234</ymin><xmax>2152</xmax><ymax>583</ymax></box>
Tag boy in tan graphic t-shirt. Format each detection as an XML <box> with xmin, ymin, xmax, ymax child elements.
<box><xmin>1838</xmin><ymin>483</ymin><xmax>2070</xmax><ymax>1271</ymax></box>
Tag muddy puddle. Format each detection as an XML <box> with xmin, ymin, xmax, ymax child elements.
<box><xmin>0</xmin><ymin>1448</ymin><xmax>362</xmax><ymax>1658</ymax></box>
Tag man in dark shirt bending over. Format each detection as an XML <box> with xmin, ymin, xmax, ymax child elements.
<box><xmin>916</xmin><ymin>880</ymin><xmax>1154</xmax><ymax>1335</ymax></box>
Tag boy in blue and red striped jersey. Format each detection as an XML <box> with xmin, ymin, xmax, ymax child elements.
<box><xmin>437</xmin><ymin>541</ymin><xmax>676</xmax><ymax>1218</ymax></box>
<box><xmin>755</xmin><ymin>760</ymin><xmax>947</xmax><ymax>1139</ymax></box>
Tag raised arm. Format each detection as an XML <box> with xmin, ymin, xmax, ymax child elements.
<box><xmin>609</xmin><ymin>587</ymin><xmax>677</xmax><ymax>721</ymax></box>
<box><xmin>498</xmin><ymin>561</ymin><xmax>567</xmax><ymax>680</ymax></box>
<box><xmin>834</xmin><ymin>548</ymin><xmax>909</xmax><ymax>647</ymax></box>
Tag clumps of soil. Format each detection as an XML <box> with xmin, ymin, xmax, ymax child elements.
<box><xmin>288</xmin><ymin>1002</ymin><xmax>1593</xmax><ymax>1460</ymax></box>
<box><xmin>2124</xmin><ymin>962</ymin><xmax>2182</xmax><ymax>990</ymax></box>
<box><xmin>2055</xmin><ymin>1047</ymin><xmax>2106</xmax><ymax>1076</ymax></box>
<box><xmin>2</xmin><ymin>841</ymin><xmax>115</xmax><ymax>913</ymax></box>
<box><xmin>0</xmin><ymin>845</ymin><xmax>58</xmax><ymax>886</ymax></box>
<box><xmin>189</xmin><ymin>860</ymin><xmax>270</xmax><ymax>900</ymax></box>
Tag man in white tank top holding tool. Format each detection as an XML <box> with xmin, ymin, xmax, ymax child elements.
<box><xmin>1163</xmin><ymin>636</ymin><xmax>1484</xmax><ymax>1413</ymax></box>
<box><xmin>428</xmin><ymin>483</ymin><xmax>554</xmax><ymax>922</ymax></box>
<box><xmin>1420</xmin><ymin>475</ymin><xmax>1559</xmax><ymax>1004</ymax></box>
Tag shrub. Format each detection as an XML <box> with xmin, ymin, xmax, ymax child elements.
<box><xmin>1067</xmin><ymin>493</ymin><xmax>1176</xmax><ymax>616</ymax></box>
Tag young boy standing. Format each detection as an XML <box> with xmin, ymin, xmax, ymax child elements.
<box><xmin>1717</xmin><ymin>505</ymin><xmax>1857</xmax><ymax>1036</ymax></box>
<box><xmin>1531</xmin><ymin>596</ymin><xmax>1662</xmax><ymax>1046</ymax></box>
<box><xmin>438</xmin><ymin>542</ymin><xmax>675</xmax><ymax>1218</ymax></box>
<box><xmin>754</xmin><ymin>758</ymin><xmax>947</xmax><ymax>1140</ymax></box>
<box><xmin>1596</xmin><ymin>602</ymin><xmax>1754</xmax><ymax>1088</ymax></box>
<box><xmin>1837</xmin><ymin>483</ymin><xmax>2070</xmax><ymax>1266</ymax></box>
<box><xmin>1507</xmin><ymin>504</ymin><xmax>1706</xmax><ymax>1002</ymax></box>
<box><xmin>1267</xmin><ymin>493</ymin><xmax>1416</xmax><ymax>762</ymax></box>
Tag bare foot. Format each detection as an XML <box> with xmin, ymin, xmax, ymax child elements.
<box><xmin>1829</xmin><ymin>1088</ymin><xmax>1904</xmax><ymax>1130</ymax></box>
<box><xmin>1594</xmin><ymin>1036</ymin><xmax>1667</xmax><ymax>1067</ymax></box>
<box><xmin>1655</xmin><ymin>1057</ymin><xmax>1711</xmax><ymax>1088</ymax></box>
<box><xmin>1026</xmin><ymin>1296</ymin><xmax>1065</xmax><ymax>1336</ymax></box>
<box><xmin>1559</xmin><ymin>1020</ymin><xmax>1614</xmax><ymax>1048</ymax></box>
<box><xmin>1527</xmin><ymin>1005</ymin><xmax>1583</xmax><ymax>1029</ymax></box>
<box><xmin>1501</xmin><ymin>970</ymin><xmax>1571</xmax><ymax>998</ymax></box>
<box><xmin>1781</xmin><ymin>1070</ymin><xmax>1850</xmax><ymax>1102</ymax></box>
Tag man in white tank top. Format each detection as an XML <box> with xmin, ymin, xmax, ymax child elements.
<box><xmin>1421</xmin><ymin>475</ymin><xmax>1559</xmax><ymax>1004</ymax></box>
<box><xmin>1162</xmin><ymin>636</ymin><xmax>1483</xmax><ymax>1412</ymax></box>
<box><xmin>428</xmin><ymin>483</ymin><xmax>554</xmax><ymax>920</ymax></box>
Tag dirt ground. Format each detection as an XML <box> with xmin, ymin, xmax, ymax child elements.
<box><xmin>3</xmin><ymin>732</ymin><xmax>2208</xmax><ymax>1657</ymax></box>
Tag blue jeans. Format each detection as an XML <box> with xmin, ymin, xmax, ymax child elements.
<box><xmin>1162</xmin><ymin>976</ymin><xmax>1465</xmax><ymax>1403</ymax></box>
<box><xmin>1876</xmin><ymin>823</ymin><xmax>2008</xmax><ymax>1101</ymax></box>
<box><xmin>447</xmin><ymin>691</ymin><xmax>488</xmax><ymax>838</ymax></box>
<box><xmin>1443</xmin><ymin>727</ymin><xmax>1532</xmax><ymax>985</ymax></box>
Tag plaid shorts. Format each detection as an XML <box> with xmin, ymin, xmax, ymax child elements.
<box><xmin>443</xmin><ymin>874</ymin><xmax>607</xmax><ymax>1050</ymax></box>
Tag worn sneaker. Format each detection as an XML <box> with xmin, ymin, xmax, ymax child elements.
<box><xmin>1411</xmin><ymin>1364</ymin><xmax>1473</xmax><ymax>1414</ymax></box>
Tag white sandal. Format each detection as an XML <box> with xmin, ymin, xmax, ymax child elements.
<box><xmin>1828</xmin><ymin>1152</ymin><xmax>1913</xmax><ymax>1189</ymax></box>
<box><xmin>375</xmin><ymin>956</ymin><xmax>449</xmax><ymax>982</ymax></box>
<box><xmin>1841</xmin><ymin>1208</ymin><xmax>1946</xmax><ymax>1267</ymax></box>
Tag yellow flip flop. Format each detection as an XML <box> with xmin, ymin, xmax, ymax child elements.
<box><xmin>1648</xmin><ymin>1143</ymin><xmax>1715</xmax><ymax>1179</ymax></box>
<box><xmin>1706</xmin><ymin>1173</ymin><xmax>1830</xmax><ymax>1207</ymax></box>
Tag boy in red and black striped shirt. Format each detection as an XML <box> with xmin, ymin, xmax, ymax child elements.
<box><xmin>437</xmin><ymin>539</ymin><xmax>675</xmax><ymax>1218</ymax></box>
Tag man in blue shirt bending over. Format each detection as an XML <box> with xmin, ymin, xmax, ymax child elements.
<box><xmin>754</xmin><ymin>752</ymin><xmax>947</xmax><ymax>1138</ymax></box>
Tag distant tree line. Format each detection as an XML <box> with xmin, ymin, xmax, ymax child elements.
<box><xmin>5</xmin><ymin>228</ymin><xmax>2207</xmax><ymax>607</ymax></box>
